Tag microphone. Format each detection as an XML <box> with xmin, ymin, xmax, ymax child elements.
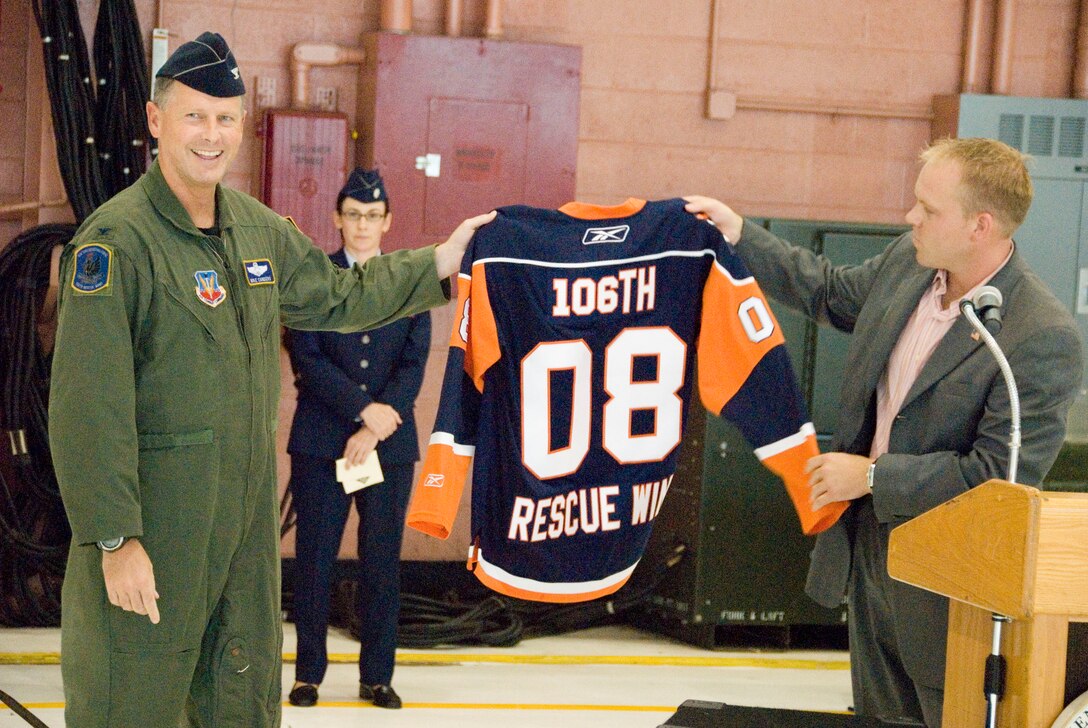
<box><xmin>960</xmin><ymin>285</ymin><xmax>1004</xmax><ymax>335</ymax></box>
<box><xmin>956</xmin><ymin>283</ymin><xmax>1018</xmax><ymax>728</ymax></box>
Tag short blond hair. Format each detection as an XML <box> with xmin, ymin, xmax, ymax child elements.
<box><xmin>151</xmin><ymin>76</ymin><xmax>245</xmax><ymax>113</ymax></box>
<box><xmin>921</xmin><ymin>137</ymin><xmax>1033</xmax><ymax>237</ymax></box>
<box><xmin>152</xmin><ymin>76</ymin><xmax>177</xmax><ymax>108</ymax></box>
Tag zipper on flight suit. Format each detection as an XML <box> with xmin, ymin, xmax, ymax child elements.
<box><xmin>201</xmin><ymin>231</ymin><xmax>262</xmax><ymax>517</ymax></box>
<box><xmin>202</xmin><ymin>234</ymin><xmax>250</xmax><ymax>354</ymax></box>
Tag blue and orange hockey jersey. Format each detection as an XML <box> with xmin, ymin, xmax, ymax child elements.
<box><xmin>407</xmin><ymin>198</ymin><xmax>845</xmax><ymax>603</ymax></box>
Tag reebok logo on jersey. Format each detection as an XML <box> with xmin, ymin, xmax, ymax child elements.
<box><xmin>424</xmin><ymin>473</ymin><xmax>445</xmax><ymax>488</ymax></box>
<box><xmin>582</xmin><ymin>225</ymin><xmax>630</xmax><ymax>244</ymax></box>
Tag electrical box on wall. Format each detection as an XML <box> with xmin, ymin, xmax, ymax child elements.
<box><xmin>260</xmin><ymin>110</ymin><xmax>349</xmax><ymax>253</ymax></box>
<box><xmin>356</xmin><ymin>32</ymin><xmax>581</xmax><ymax>252</ymax></box>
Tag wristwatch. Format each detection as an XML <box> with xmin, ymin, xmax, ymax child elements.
<box><xmin>97</xmin><ymin>536</ymin><xmax>126</xmax><ymax>552</ymax></box>
<box><xmin>866</xmin><ymin>462</ymin><xmax>876</xmax><ymax>493</ymax></box>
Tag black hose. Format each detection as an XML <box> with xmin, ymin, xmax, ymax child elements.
<box><xmin>0</xmin><ymin>224</ymin><xmax>75</xmax><ymax>627</ymax></box>
<box><xmin>6</xmin><ymin>0</ymin><xmax>150</xmax><ymax>628</ymax></box>
<box><xmin>338</xmin><ymin>544</ymin><xmax>687</xmax><ymax>648</ymax></box>
<box><xmin>93</xmin><ymin>0</ymin><xmax>150</xmax><ymax>195</ymax></box>
<box><xmin>0</xmin><ymin>688</ymin><xmax>51</xmax><ymax>728</ymax></box>
<box><xmin>31</xmin><ymin>0</ymin><xmax>149</xmax><ymax>223</ymax></box>
<box><xmin>31</xmin><ymin>0</ymin><xmax>107</xmax><ymax>222</ymax></box>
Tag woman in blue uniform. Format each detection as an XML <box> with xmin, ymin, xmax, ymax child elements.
<box><xmin>287</xmin><ymin>168</ymin><xmax>429</xmax><ymax>709</ymax></box>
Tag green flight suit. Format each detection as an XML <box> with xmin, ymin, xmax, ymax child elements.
<box><xmin>49</xmin><ymin>160</ymin><xmax>448</xmax><ymax>727</ymax></box>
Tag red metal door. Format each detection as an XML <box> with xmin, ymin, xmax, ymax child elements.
<box><xmin>358</xmin><ymin>33</ymin><xmax>581</xmax><ymax>252</ymax></box>
<box><xmin>422</xmin><ymin>97</ymin><xmax>528</xmax><ymax>236</ymax></box>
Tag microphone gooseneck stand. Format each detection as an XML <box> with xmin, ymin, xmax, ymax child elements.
<box><xmin>960</xmin><ymin>295</ymin><xmax>1020</xmax><ymax>728</ymax></box>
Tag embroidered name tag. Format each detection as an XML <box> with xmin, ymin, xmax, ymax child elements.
<box><xmin>243</xmin><ymin>258</ymin><xmax>275</xmax><ymax>286</ymax></box>
<box><xmin>71</xmin><ymin>244</ymin><xmax>112</xmax><ymax>293</ymax></box>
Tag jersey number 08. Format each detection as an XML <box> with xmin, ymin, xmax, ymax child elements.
<box><xmin>519</xmin><ymin>295</ymin><xmax>775</xmax><ymax>481</ymax></box>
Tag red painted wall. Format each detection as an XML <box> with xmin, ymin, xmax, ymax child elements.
<box><xmin>2</xmin><ymin>0</ymin><xmax>1083</xmax><ymax>559</ymax></box>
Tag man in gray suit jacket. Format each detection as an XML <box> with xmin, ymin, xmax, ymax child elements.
<box><xmin>686</xmin><ymin>137</ymin><xmax>1082</xmax><ymax>727</ymax></box>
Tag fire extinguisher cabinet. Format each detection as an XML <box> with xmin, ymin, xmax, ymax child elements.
<box><xmin>260</xmin><ymin>110</ymin><xmax>350</xmax><ymax>253</ymax></box>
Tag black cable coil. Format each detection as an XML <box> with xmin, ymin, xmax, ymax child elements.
<box><xmin>2</xmin><ymin>0</ymin><xmax>151</xmax><ymax>629</ymax></box>
<box><xmin>92</xmin><ymin>0</ymin><xmax>151</xmax><ymax>196</ymax></box>
<box><xmin>31</xmin><ymin>0</ymin><xmax>107</xmax><ymax>222</ymax></box>
<box><xmin>32</xmin><ymin>0</ymin><xmax>149</xmax><ymax>224</ymax></box>
<box><xmin>340</xmin><ymin>545</ymin><xmax>687</xmax><ymax>648</ymax></box>
<box><xmin>0</xmin><ymin>224</ymin><xmax>76</xmax><ymax>627</ymax></box>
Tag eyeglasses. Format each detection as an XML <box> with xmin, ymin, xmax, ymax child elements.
<box><xmin>340</xmin><ymin>210</ymin><xmax>386</xmax><ymax>223</ymax></box>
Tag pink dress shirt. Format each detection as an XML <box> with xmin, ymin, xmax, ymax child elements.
<box><xmin>869</xmin><ymin>249</ymin><xmax>1013</xmax><ymax>460</ymax></box>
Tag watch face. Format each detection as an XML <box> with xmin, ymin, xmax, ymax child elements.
<box><xmin>99</xmin><ymin>537</ymin><xmax>124</xmax><ymax>551</ymax></box>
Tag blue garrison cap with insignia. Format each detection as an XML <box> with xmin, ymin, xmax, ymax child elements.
<box><xmin>156</xmin><ymin>32</ymin><xmax>245</xmax><ymax>98</ymax></box>
<box><xmin>340</xmin><ymin>168</ymin><xmax>388</xmax><ymax>205</ymax></box>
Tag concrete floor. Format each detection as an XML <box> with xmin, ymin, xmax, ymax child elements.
<box><xmin>0</xmin><ymin>622</ymin><xmax>853</xmax><ymax>727</ymax></box>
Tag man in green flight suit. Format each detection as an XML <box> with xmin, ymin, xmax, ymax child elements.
<box><xmin>48</xmin><ymin>32</ymin><xmax>494</xmax><ymax>727</ymax></box>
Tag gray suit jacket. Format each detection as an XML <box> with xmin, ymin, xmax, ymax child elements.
<box><xmin>736</xmin><ymin>220</ymin><xmax>1082</xmax><ymax>684</ymax></box>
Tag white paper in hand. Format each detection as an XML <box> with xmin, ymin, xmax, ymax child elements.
<box><xmin>336</xmin><ymin>451</ymin><xmax>384</xmax><ymax>494</ymax></box>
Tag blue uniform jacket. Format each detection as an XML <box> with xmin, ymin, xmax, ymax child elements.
<box><xmin>287</xmin><ymin>249</ymin><xmax>431</xmax><ymax>465</ymax></box>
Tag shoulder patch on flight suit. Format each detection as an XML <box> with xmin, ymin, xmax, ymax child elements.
<box><xmin>283</xmin><ymin>215</ymin><xmax>300</xmax><ymax>232</ymax></box>
<box><xmin>243</xmin><ymin>259</ymin><xmax>275</xmax><ymax>286</ymax></box>
<box><xmin>71</xmin><ymin>244</ymin><xmax>113</xmax><ymax>294</ymax></box>
<box><xmin>194</xmin><ymin>270</ymin><xmax>228</xmax><ymax>307</ymax></box>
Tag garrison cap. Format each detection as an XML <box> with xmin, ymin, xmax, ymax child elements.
<box><xmin>340</xmin><ymin>168</ymin><xmax>388</xmax><ymax>205</ymax></box>
<box><xmin>156</xmin><ymin>32</ymin><xmax>245</xmax><ymax>98</ymax></box>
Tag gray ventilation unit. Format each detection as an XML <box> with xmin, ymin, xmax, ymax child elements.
<box><xmin>995</xmin><ymin>111</ymin><xmax>1086</xmax><ymax>160</ymax></box>
<box><xmin>1028</xmin><ymin>115</ymin><xmax>1055</xmax><ymax>156</ymax></box>
<box><xmin>1060</xmin><ymin>116</ymin><xmax>1085</xmax><ymax>158</ymax></box>
<box><xmin>998</xmin><ymin>113</ymin><xmax>1024</xmax><ymax>148</ymax></box>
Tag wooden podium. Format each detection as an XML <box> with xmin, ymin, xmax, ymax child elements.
<box><xmin>887</xmin><ymin>480</ymin><xmax>1088</xmax><ymax>727</ymax></box>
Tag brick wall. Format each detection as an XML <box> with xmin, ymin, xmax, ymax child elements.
<box><xmin>5</xmin><ymin>1</ymin><xmax>1080</xmax><ymax>230</ymax></box>
<box><xmin>0</xmin><ymin>0</ymin><xmax>30</xmax><ymax>247</ymax></box>
<box><xmin>2</xmin><ymin>0</ymin><xmax>1083</xmax><ymax>560</ymax></box>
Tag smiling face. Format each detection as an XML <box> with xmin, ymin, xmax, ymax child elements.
<box><xmin>146</xmin><ymin>81</ymin><xmax>245</xmax><ymax>201</ymax></box>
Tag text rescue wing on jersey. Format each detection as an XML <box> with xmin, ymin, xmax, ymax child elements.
<box><xmin>510</xmin><ymin>263</ymin><xmax>671</xmax><ymax>544</ymax></box>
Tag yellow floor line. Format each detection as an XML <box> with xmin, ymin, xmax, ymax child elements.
<box><xmin>4</xmin><ymin>700</ymin><xmax>673</xmax><ymax>712</ymax></box>
<box><xmin>293</xmin><ymin>702</ymin><xmax>677</xmax><ymax>711</ymax></box>
<box><xmin>11</xmin><ymin>700</ymin><xmax>855</xmax><ymax>715</ymax></box>
<box><xmin>316</xmin><ymin>652</ymin><xmax>851</xmax><ymax>670</ymax></box>
<box><xmin>1</xmin><ymin>651</ymin><xmax>849</xmax><ymax>670</ymax></box>
<box><xmin>0</xmin><ymin>652</ymin><xmax>60</xmax><ymax>665</ymax></box>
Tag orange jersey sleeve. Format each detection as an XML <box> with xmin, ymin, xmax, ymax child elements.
<box><xmin>407</xmin><ymin>267</ymin><xmax>501</xmax><ymax>539</ymax></box>
<box><xmin>698</xmin><ymin>257</ymin><xmax>846</xmax><ymax>535</ymax></box>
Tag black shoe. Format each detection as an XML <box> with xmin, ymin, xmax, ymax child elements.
<box><xmin>288</xmin><ymin>683</ymin><xmax>319</xmax><ymax>707</ymax></box>
<box><xmin>360</xmin><ymin>683</ymin><xmax>402</xmax><ymax>709</ymax></box>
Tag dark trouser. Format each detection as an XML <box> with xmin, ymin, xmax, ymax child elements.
<box><xmin>847</xmin><ymin>500</ymin><xmax>944</xmax><ymax>727</ymax></box>
<box><xmin>290</xmin><ymin>454</ymin><xmax>413</xmax><ymax>686</ymax></box>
